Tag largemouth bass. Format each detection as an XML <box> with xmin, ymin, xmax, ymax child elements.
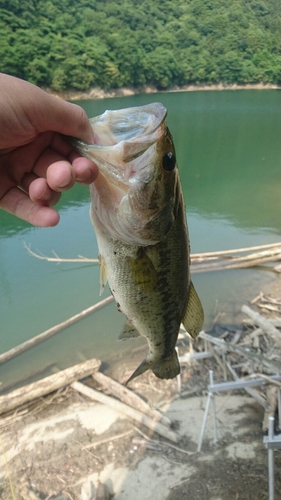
<box><xmin>72</xmin><ymin>103</ymin><xmax>204</xmax><ymax>385</ymax></box>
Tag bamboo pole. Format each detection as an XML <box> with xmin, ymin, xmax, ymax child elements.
<box><xmin>191</xmin><ymin>251</ymin><xmax>281</xmax><ymax>273</ymax></box>
<box><xmin>71</xmin><ymin>381</ymin><xmax>180</xmax><ymax>443</ymax></box>
<box><xmin>191</xmin><ymin>242</ymin><xmax>281</xmax><ymax>259</ymax></box>
<box><xmin>0</xmin><ymin>296</ymin><xmax>114</xmax><ymax>366</ymax></box>
<box><xmin>0</xmin><ymin>358</ymin><xmax>101</xmax><ymax>415</ymax></box>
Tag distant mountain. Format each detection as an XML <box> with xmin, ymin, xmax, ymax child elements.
<box><xmin>1</xmin><ymin>0</ymin><xmax>281</xmax><ymax>91</ymax></box>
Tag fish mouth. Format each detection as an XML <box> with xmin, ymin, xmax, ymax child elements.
<box><xmin>72</xmin><ymin>103</ymin><xmax>167</xmax><ymax>187</ymax></box>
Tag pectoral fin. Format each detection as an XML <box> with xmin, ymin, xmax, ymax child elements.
<box><xmin>182</xmin><ymin>281</ymin><xmax>204</xmax><ymax>340</ymax></box>
<box><xmin>99</xmin><ymin>254</ymin><xmax>107</xmax><ymax>296</ymax></box>
<box><xmin>118</xmin><ymin>320</ymin><xmax>141</xmax><ymax>341</ymax></box>
<box><xmin>128</xmin><ymin>248</ymin><xmax>158</xmax><ymax>293</ymax></box>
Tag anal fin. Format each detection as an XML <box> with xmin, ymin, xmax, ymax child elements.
<box><xmin>125</xmin><ymin>359</ymin><xmax>150</xmax><ymax>386</ymax></box>
<box><xmin>125</xmin><ymin>350</ymin><xmax>180</xmax><ymax>386</ymax></box>
<box><xmin>118</xmin><ymin>320</ymin><xmax>141</xmax><ymax>341</ymax></box>
<box><xmin>182</xmin><ymin>281</ymin><xmax>204</xmax><ymax>340</ymax></box>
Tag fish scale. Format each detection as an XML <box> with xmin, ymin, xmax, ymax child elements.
<box><xmin>71</xmin><ymin>102</ymin><xmax>204</xmax><ymax>384</ymax></box>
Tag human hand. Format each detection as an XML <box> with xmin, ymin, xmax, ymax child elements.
<box><xmin>0</xmin><ymin>73</ymin><xmax>98</xmax><ymax>227</ymax></box>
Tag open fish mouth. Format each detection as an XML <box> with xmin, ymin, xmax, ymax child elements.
<box><xmin>72</xmin><ymin>103</ymin><xmax>167</xmax><ymax>186</ymax></box>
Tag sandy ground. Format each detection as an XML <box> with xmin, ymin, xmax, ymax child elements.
<box><xmin>0</xmin><ymin>358</ymin><xmax>278</xmax><ymax>500</ymax></box>
<box><xmin>2</xmin><ymin>275</ymin><xmax>281</xmax><ymax>500</ymax></box>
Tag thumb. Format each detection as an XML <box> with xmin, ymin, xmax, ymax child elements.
<box><xmin>31</xmin><ymin>92</ymin><xmax>95</xmax><ymax>144</ymax></box>
<box><xmin>0</xmin><ymin>74</ymin><xmax>95</xmax><ymax>144</ymax></box>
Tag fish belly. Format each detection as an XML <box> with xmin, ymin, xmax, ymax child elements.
<box><xmin>95</xmin><ymin>202</ymin><xmax>189</xmax><ymax>369</ymax></box>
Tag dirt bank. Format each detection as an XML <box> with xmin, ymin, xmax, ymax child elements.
<box><xmin>45</xmin><ymin>83</ymin><xmax>280</xmax><ymax>102</ymax></box>
<box><xmin>0</xmin><ymin>364</ymin><xmax>273</xmax><ymax>500</ymax></box>
<box><xmin>1</xmin><ymin>276</ymin><xmax>281</xmax><ymax>500</ymax></box>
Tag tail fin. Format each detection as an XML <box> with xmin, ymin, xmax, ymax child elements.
<box><xmin>125</xmin><ymin>350</ymin><xmax>180</xmax><ymax>386</ymax></box>
<box><xmin>152</xmin><ymin>350</ymin><xmax>180</xmax><ymax>379</ymax></box>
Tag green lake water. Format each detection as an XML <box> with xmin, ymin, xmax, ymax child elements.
<box><xmin>1</xmin><ymin>89</ymin><xmax>281</xmax><ymax>393</ymax></box>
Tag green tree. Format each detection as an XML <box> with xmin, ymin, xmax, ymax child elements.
<box><xmin>1</xmin><ymin>0</ymin><xmax>281</xmax><ymax>90</ymax></box>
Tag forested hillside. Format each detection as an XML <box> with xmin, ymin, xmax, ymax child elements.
<box><xmin>1</xmin><ymin>0</ymin><xmax>281</xmax><ymax>91</ymax></box>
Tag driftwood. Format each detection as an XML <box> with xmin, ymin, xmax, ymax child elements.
<box><xmin>226</xmin><ymin>361</ymin><xmax>268</xmax><ymax>409</ymax></box>
<box><xmin>240</xmin><ymin>328</ymin><xmax>263</xmax><ymax>345</ymax></box>
<box><xmin>263</xmin><ymin>385</ymin><xmax>278</xmax><ymax>432</ymax></box>
<box><xmin>202</xmin><ymin>295</ymin><xmax>281</xmax><ymax>431</ymax></box>
<box><xmin>241</xmin><ymin>305</ymin><xmax>281</xmax><ymax>348</ymax></box>
<box><xmin>0</xmin><ymin>296</ymin><xmax>114</xmax><ymax>366</ymax></box>
<box><xmin>92</xmin><ymin>371</ymin><xmax>171</xmax><ymax>428</ymax></box>
<box><xmin>0</xmin><ymin>358</ymin><xmax>101</xmax><ymax>415</ymax></box>
<box><xmin>243</xmin><ymin>317</ymin><xmax>281</xmax><ymax>328</ymax></box>
<box><xmin>206</xmin><ymin>342</ymin><xmax>230</xmax><ymax>378</ymax></box>
<box><xmin>71</xmin><ymin>381</ymin><xmax>180</xmax><ymax>443</ymax></box>
<box><xmin>199</xmin><ymin>331</ymin><xmax>281</xmax><ymax>371</ymax></box>
<box><xmin>191</xmin><ymin>242</ymin><xmax>281</xmax><ymax>258</ymax></box>
<box><xmin>191</xmin><ymin>248</ymin><xmax>281</xmax><ymax>273</ymax></box>
<box><xmin>85</xmin><ymin>429</ymin><xmax>133</xmax><ymax>449</ymax></box>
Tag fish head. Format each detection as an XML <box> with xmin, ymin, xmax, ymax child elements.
<box><xmin>72</xmin><ymin>103</ymin><xmax>180</xmax><ymax>246</ymax></box>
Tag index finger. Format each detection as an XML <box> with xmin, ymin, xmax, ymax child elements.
<box><xmin>0</xmin><ymin>186</ymin><xmax>60</xmax><ymax>226</ymax></box>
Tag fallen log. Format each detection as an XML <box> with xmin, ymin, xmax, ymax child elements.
<box><xmin>241</xmin><ymin>305</ymin><xmax>281</xmax><ymax>348</ymax></box>
<box><xmin>0</xmin><ymin>358</ymin><xmax>101</xmax><ymax>415</ymax></box>
<box><xmin>71</xmin><ymin>381</ymin><xmax>180</xmax><ymax>443</ymax></box>
<box><xmin>92</xmin><ymin>371</ymin><xmax>171</xmax><ymax>428</ymax></box>
<box><xmin>0</xmin><ymin>296</ymin><xmax>114</xmax><ymax>366</ymax></box>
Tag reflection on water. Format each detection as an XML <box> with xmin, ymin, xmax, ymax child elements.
<box><xmin>1</xmin><ymin>90</ymin><xmax>281</xmax><ymax>393</ymax></box>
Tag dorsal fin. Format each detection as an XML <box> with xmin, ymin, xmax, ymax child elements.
<box><xmin>182</xmin><ymin>281</ymin><xmax>204</xmax><ymax>340</ymax></box>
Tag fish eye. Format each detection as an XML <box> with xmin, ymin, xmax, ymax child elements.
<box><xmin>162</xmin><ymin>152</ymin><xmax>176</xmax><ymax>172</ymax></box>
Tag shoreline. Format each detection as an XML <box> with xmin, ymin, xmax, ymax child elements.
<box><xmin>45</xmin><ymin>82</ymin><xmax>280</xmax><ymax>101</ymax></box>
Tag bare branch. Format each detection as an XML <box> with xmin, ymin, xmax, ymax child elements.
<box><xmin>24</xmin><ymin>242</ymin><xmax>98</xmax><ymax>263</ymax></box>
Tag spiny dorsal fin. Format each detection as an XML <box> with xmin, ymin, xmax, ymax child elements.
<box><xmin>182</xmin><ymin>281</ymin><xmax>204</xmax><ymax>340</ymax></box>
<box><xmin>118</xmin><ymin>320</ymin><xmax>141</xmax><ymax>341</ymax></box>
<box><xmin>99</xmin><ymin>254</ymin><xmax>107</xmax><ymax>296</ymax></box>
